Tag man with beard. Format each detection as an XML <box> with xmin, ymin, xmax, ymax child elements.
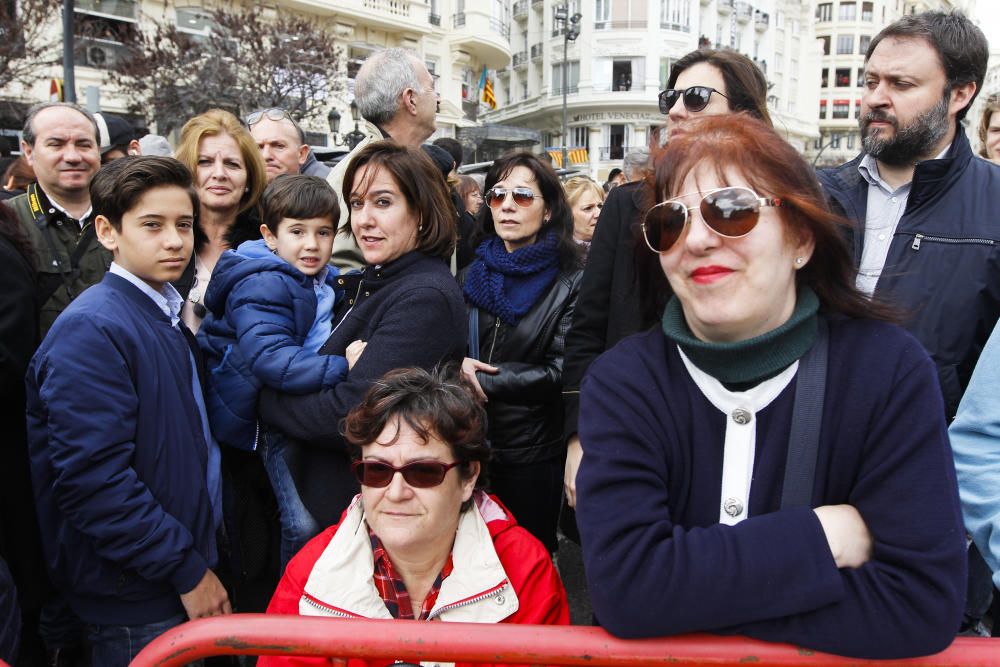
<box><xmin>818</xmin><ymin>10</ymin><xmax>1000</xmax><ymax>638</ymax></box>
<box><xmin>819</xmin><ymin>11</ymin><xmax>997</xmax><ymax>419</ymax></box>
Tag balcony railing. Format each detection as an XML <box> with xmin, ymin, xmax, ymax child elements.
<box><xmin>660</xmin><ymin>20</ymin><xmax>690</xmax><ymax>32</ymax></box>
<box><xmin>530</xmin><ymin>42</ymin><xmax>543</xmax><ymax>59</ymax></box>
<box><xmin>429</xmin><ymin>13</ymin><xmax>440</xmax><ymax>25</ymax></box>
<box><xmin>718</xmin><ymin>0</ymin><xmax>735</xmax><ymax>13</ymax></box>
<box><xmin>490</xmin><ymin>16</ymin><xmax>511</xmax><ymax>40</ymax></box>
<box><xmin>512</xmin><ymin>51</ymin><xmax>528</xmax><ymax>67</ymax></box>
<box><xmin>513</xmin><ymin>0</ymin><xmax>528</xmax><ymax>19</ymax></box>
<box><xmin>754</xmin><ymin>10</ymin><xmax>769</xmax><ymax>30</ymax></box>
<box><xmin>531</xmin><ymin>0</ymin><xmax>543</xmax><ymax>6</ymax></box>
<box><xmin>551</xmin><ymin>84</ymin><xmax>579</xmax><ymax>95</ymax></box>
<box><xmin>735</xmin><ymin>1</ymin><xmax>752</xmax><ymax>22</ymax></box>
<box><xmin>453</xmin><ymin>12</ymin><xmax>465</xmax><ymax>27</ymax></box>
<box><xmin>362</xmin><ymin>0</ymin><xmax>410</xmax><ymax>17</ymax></box>
<box><xmin>593</xmin><ymin>20</ymin><xmax>647</xmax><ymax>30</ymax></box>
<box><xmin>75</xmin><ymin>0</ymin><xmax>137</xmax><ymax>21</ymax></box>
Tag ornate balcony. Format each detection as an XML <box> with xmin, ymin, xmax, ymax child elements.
<box><xmin>449</xmin><ymin>10</ymin><xmax>512</xmax><ymax>69</ymax></box>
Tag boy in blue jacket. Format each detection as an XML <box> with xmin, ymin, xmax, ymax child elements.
<box><xmin>198</xmin><ymin>174</ymin><xmax>363</xmax><ymax>566</ymax></box>
<box><xmin>26</xmin><ymin>156</ymin><xmax>230</xmax><ymax>666</ymax></box>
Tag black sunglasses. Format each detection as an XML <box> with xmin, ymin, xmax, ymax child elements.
<box><xmin>485</xmin><ymin>186</ymin><xmax>539</xmax><ymax>208</ymax></box>
<box><xmin>658</xmin><ymin>86</ymin><xmax>730</xmax><ymax>114</ymax></box>
<box><xmin>351</xmin><ymin>460</ymin><xmax>462</xmax><ymax>488</ymax></box>
<box><xmin>641</xmin><ymin>186</ymin><xmax>784</xmax><ymax>254</ymax></box>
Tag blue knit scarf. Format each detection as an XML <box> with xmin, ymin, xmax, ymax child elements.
<box><xmin>464</xmin><ymin>232</ymin><xmax>560</xmax><ymax>326</ymax></box>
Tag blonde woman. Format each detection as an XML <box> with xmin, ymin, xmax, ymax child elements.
<box><xmin>563</xmin><ymin>176</ymin><xmax>605</xmax><ymax>259</ymax></box>
<box><xmin>977</xmin><ymin>94</ymin><xmax>1000</xmax><ymax>163</ymax></box>
<box><xmin>175</xmin><ymin>109</ymin><xmax>267</xmax><ymax>332</ymax></box>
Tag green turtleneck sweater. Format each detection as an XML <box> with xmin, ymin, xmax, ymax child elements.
<box><xmin>662</xmin><ymin>286</ymin><xmax>820</xmax><ymax>391</ymax></box>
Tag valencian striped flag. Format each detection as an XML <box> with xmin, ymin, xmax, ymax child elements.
<box><xmin>481</xmin><ymin>66</ymin><xmax>497</xmax><ymax>109</ymax></box>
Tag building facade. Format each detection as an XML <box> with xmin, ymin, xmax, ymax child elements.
<box><xmin>482</xmin><ymin>0</ymin><xmax>822</xmax><ymax>180</ymax></box>
<box><xmin>4</xmin><ymin>0</ymin><xmax>514</xmax><ymax>153</ymax></box>
<box><xmin>809</xmin><ymin>0</ymin><xmax>976</xmax><ymax>167</ymax></box>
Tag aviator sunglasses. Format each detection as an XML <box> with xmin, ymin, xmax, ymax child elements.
<box><xmin>485</xmin><ymin>187</ymin><xmax>539</xmax><ymax>208</ymax></box>
<box><xmin>658</xmin><ymin>86</ymin><xmax>730</xmax><ymax>114</ymax></box>
<box><xmin>641</xmin><ymin>186</ymin><xmax>784</xmax><ymax>254</ymax></box>
<box><xmin>351</xmin><ymin>460</ymin><xmax>462</xmax><ymax>488</ymax></box>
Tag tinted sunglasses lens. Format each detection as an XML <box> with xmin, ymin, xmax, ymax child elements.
<box><xmin>683</xmin><ymin>87</ymin><xmax>712</xmax><ymax>112</ymax></box>
<box><xmin>701</xmin><ymin>188</ymin><xmax>760</xmax><ymax>237</ymax></box>
<box><xmin>400</xmin><ymin>462</ymin><xmax>449</xmax><ymax>488</ymax></box>
<box><xmin>643</xmin><ymin>202</ymin><xmax>687</xmax><ymax>252</ymax></box>
<box><xmin>353</xmin><ymin>461</ymin><xmax>393</xmax><ymax>487</ymax></box>
<box><xmin>511</xmin><ymin>189</ymin><xmax>535</xmax><ymax>207</ymax></box>
<box><xmin>659</xmin><ymin>90</ymin><xmax>680</xmax><ymax>114</ymax></box>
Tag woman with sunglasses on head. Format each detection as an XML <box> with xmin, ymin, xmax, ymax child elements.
<box><xmin>175</xmin><ymin>109</ymin><xmax>267</xmax><ymax>332</ymax></box>
<box><xmin>257</xmin><ymin>141</ymin><xmax>467</xmax><ymax>534</ymax></box>
<box><xmin>461</xmin><ymin>152</ymin><xmax>583</xmax><ymax>554</ymax></box>
<box><xmin>562</xmin><ymin>49</ymin><xmax>772</xmax><ymax>513</ymax></box>
<box><xmin>259</xmin><ymin>366</ymin><xmax>569</xmax><ymax>667</ymax></box>
<box><xmin>575</xmin><ymin>114</ymin><xmax>965</xmax><ymax>659</ymax></box>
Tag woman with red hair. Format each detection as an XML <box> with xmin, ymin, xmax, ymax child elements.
<box><xmin>576</xmin><ymin>114</ymin><xmax>966</xmax><ymax>659</ymax></box>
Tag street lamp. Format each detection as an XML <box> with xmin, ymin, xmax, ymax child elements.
<box><xmin>811</xmin><ymin>131</ymin><xmax>842</xmax><ymax>166</ymax></box>
<box><xmin>554</xmin><ymin>4</ymin><xmax>581</xmax><ymax>170</ymax></box>
<box><xmin>327</xmin><ymin>100</ymin><xmax>366</xmax><ymax>149</ymax></box>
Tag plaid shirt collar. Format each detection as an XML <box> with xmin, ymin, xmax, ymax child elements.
<box><xmin>368</xmin><ymin>525</ymin><xmax>454</xmax><ymax>620</ymax></box>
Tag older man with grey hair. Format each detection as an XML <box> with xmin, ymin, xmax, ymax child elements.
<box><xmin>328</xmin><ymin>47</ymin><xmax>439</xmax><ymax>270</ymax></box>
<box><xmin>622</xmin><ymin>147</ymin><xmax>650</xmax><ymax>182</ymax></box>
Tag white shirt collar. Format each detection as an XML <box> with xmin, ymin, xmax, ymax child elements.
<box><xmin>46</xmin><ymin>195</ymin><xmax>93</xmax><ymax>226</ymax></box>
<box><xmin>109</xmin><ymin>262</ymin><xmax>184</xmax><ymax>327</ymax></box>
<box><xmin>858</xmin><ymin>143</ymin><xmax>951</xmax><ymax>191</ymax></box>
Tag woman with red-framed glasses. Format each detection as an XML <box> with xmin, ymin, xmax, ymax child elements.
<box><xmin>459</xmin><ymin>151</ymin><xmax>583</xmax><ymax>555</ymax></box>
<box><xmin>259</xmin><ymin>366</ymin><xmax>569</xmax><ymax>667</ymax></box>
<box><xmin>575</xmin><ymin>114</ymin><xmax>966</xmax><ymax>659</ymax></box>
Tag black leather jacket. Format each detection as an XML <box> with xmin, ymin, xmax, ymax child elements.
<box><xmin>464</xmin><ymin>267</ymin><xmax>583</xmax><ymax>465</ymax></box>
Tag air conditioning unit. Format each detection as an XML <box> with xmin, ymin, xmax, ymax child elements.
<box><xmin>86</xmin><ymin>45</ymin><xmax>113</xmax><ymax>67</ymax></box>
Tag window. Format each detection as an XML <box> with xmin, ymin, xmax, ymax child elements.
<box><xmin>832</xmin><ymin>100</ymin><xmax>850</xmax><ymax>119</ymax></box>
<box><xmin>659</xmin><ymin>57</ymin><xmax>673</xmax><ymax>87</ymax></box>
<box><xmin>859</xmin><ymin>34</ymin><xmax>870</xmax><ymax>54</ymax></box>
<box><xmin>660</xmin><ymin>0</ymin><xmax>690</xmax><ymax>31</ymax></box>
<box><xmin>551</xmin><ymin>60</ymin><xmax>580</xmax><ymax>94</ymax></box>
<box><xmin>571</xmin><ymin>126</ymin><xmax>589</xmax><ymax>148</ymax></box>
<box><xmin>861</xmin><ymin>2</ymin><xmax>873</xmax><ymax>21</ymax></box>
<box><xmin>819</xmin><ymin>99</ymin><xmax>827</xmax><ymax>119</ymax></box>
<box><xmin>595</xmin><ymin>0</ymin><xmax>610</xmax><ymax>22</ymax></box>
<box><xmin>613</xmin><ymin>60</ymin><xmax>633</xmax><ymax>91</ymax></box>
<box><xmin>821</xmin><ymin>67</ymin><xmax>829</xmax><ymax>88</ymax></box>
<box><xmin>835</xmin><ymin>68</ymin><xmax>850</xmax><ymax>87</ymax></box>
<box><xmin>856</xmin><ymin>67</ymin><xmax>865</xmax><ymax>87</ymax></box>
<box><xmin>836</xmin><ymin>34</ymin><xmax>853</xmax><ymax>54</ymax></box>
<box><xmin>838</xmin><ymin>2</ymin><xmax>856</xmax><ymax>21</ymax></box>
<box><xmin>816</xmin><ymin>3</ymin><xmax>832</xmax><ymax>21</ymax></box>
<box><xmin>847</xmin><ymin>132</ymin><xmax>856</xmax><ymax>149</ymax></box>
<box><xmin>820</xmin><ymin>35</ymin><xmax>831</xmax><ymax>55</ymax></box>
<box><xmin>855</xmin><ymin>99</ymin><xmax>862</xmax><ymax>118</ymax></box>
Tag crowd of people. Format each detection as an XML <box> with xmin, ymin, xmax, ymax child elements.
<box><xmin>2</xmin><ymin>7</ymin><xmax>1000</xmax><ymax>667</ymax></box>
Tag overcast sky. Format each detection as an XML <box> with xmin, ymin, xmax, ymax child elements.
<box><xmin>975</xmin><ymin>3</ymin><xmax>1000</xmax><ymax>50</ymax></box>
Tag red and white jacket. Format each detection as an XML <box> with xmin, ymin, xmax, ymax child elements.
<box><xmin>259</xmin><ymin>491</ymin><xmax>570</xmax><ymax>667</ymax></box>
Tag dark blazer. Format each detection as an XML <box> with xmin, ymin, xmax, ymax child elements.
<box><xmin>561</xmin><ymin>180</ymin><xmax>655</xmax><ymax>437</ymax></box>
<box><xmin>258</xmin><ymin>251</ymin><xmax>467</xmax><ymax>528</ymax></box>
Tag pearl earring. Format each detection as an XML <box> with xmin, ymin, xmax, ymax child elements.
<box><xmin>795</xmin><ymin>257</ymin><xmax>804</xmax><ymax>265</ymax></box>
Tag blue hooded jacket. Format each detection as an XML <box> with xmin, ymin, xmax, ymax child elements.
<box><xmin>198</xmin><ymin>240</ymin><xmax>348</xmax><ymax>450</ymax></box>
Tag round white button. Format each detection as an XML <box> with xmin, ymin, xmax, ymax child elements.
<box><xmin>724</xmin><ymin>498</ymin><xmax>744</xmax><ymax>517</ymax></box>
<box><xmin>731</xmin><ymin>408</ymin><xmax>752</xmax><ymax>425</ymax></box>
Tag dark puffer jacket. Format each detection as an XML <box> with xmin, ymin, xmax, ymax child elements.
<box><xmin>197</xmin><ymin>240</ymin><xmax>348</xmax><ymax>451</ymax></box>
<box><xmin>818</xmin><ymin>130</ymin><xmax>1000</xmax><ymax>418</ymax></box>
<box><xmin>463</xmin><ymin>266</ymin><xmax>582</xmax><ymax>465</ymax></box>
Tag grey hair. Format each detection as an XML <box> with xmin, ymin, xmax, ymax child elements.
<box><xmin>623</xmin><ymin>147</ymin><xmax>650</xmax><ymax>180</ymax></box>
<box><xmin>22</xmin><ymin>102</ymin><xmax>99</xmax><ymax>147</ymax></box>
<box><xmin>355</xmin><ymin>48</ymin><xmax>424</xmax><ymax>127</ymax></box>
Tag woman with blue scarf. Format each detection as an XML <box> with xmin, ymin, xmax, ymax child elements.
<box><xmin>461</xmin><ymin>152</ymin><xmax>583</xmax><ymax>554</ymax></box>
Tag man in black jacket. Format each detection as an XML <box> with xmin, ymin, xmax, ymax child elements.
<box><xmin>817</xmin><ymin>10</ymin><xmax>1000</xmax><ymax>637</ymax></box>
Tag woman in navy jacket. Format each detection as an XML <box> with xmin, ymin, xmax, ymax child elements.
<box><xmin>258</xmin><ymin>142</ymin><xmax>467</xmax><ymax>530</ymax></box>
<box><xmin>576</xmin><ymin>115</ymin><xmax>966</xmax><ymax>659</ymax></box>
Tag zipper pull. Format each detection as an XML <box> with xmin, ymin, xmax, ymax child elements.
<box><xmin>911</xmin><ymin>234</ymin><xmax>923</xmax><ymax>251</ymax></box>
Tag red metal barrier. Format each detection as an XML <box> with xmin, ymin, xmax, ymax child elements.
<box><xmin>129</xmin><ymin>614</ymin><xmax>1000</xmax><ymax>666</ymax></box>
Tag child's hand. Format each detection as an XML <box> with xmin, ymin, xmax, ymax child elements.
<box><xmin>346</xmin><ymin>340</ymin><xmax>367</xmax><ymax>369</ymax></box>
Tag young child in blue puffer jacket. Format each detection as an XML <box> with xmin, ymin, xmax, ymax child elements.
<box><xmin>198</xmin><ymin>175</ymin><xmax>365</xmax><ymax>565</ymax></box>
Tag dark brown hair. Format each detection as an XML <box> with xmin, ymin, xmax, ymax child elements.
<box><xmin>666</xmin><ymin>48</ymin><xmax>772</xmax><ymax>127</ymax></box>
<box><xmin>341</xmin><ymin>141</ymin><xmax>456</xmax><ymax>261</ymax></box>
<box><xmin>866</xmin><ymin>11</ymin><xmax>987</xmax><ymax>123</ymax></box>
<box><xmin>342</xmin><ymin>365</ymin><xmax>490</xmax><ymax>508</ymax></box>
<box><xmin>3</xmin><ymin>156</ymin><xmax>34</xmax><ymax>191</ymax></box>
<box><xmin>89</xmin><ymin>156</ymin><xmax>198</xmax><ymax>232</ymax></box>
<box><xmin>637</xmin><ymin>114</ymin><xmax>894</xmax><ymax>324</ymax></box>
<box><xmin>473</xmin><ymin>151</ymin><xmax>582</xmax><ymax>270</ymax></box>
<box><xmin>261</xmin><ymin>174</ymin><xmax>340</xmax><ymax>234</ymax></box>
